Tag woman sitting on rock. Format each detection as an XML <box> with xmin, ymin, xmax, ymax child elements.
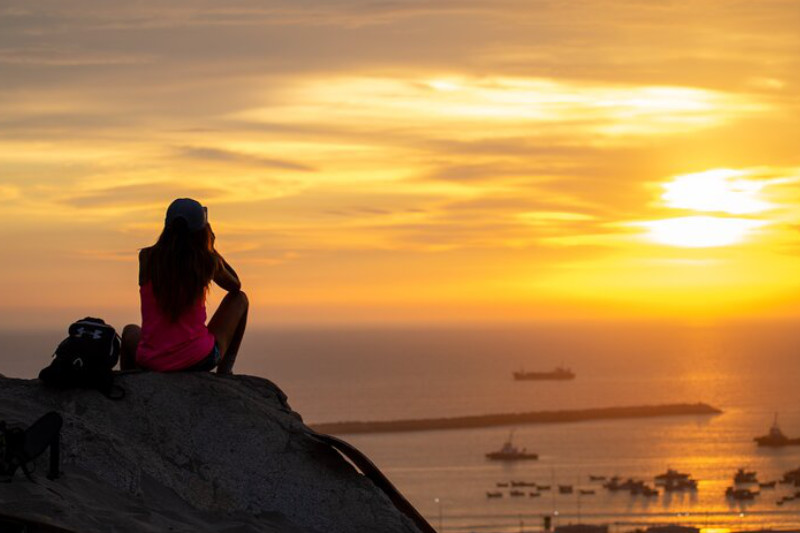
<box><xmin>120</xmin><ymin>198</ymin><xmax>248</xmax><ymax>374</ymax></box>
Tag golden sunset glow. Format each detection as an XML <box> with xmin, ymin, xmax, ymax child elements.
<box><xmin>2</xmin><ymin>1</ymin><xmax>800</xmax><ymax>327</ymax></box>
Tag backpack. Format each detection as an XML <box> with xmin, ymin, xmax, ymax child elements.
<box><xmin>38</xmin><ymin>318</ymin><xmax>124</xmax><ymax>399</ymax></box>
<box><xmin>0</xmin><ymin>411</ymin><xmax>62</xmax><ymax>482</ymax></box>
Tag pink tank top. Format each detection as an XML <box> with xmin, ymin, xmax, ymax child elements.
<box><xmin>135</xmin><ymin>282</ymin><xmax>216</xmax><ymax>371</ymax></box>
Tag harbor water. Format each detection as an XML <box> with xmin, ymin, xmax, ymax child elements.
<box><xmin>3</xmin><ymin>320</ymin><xmax>800</xmax><ymax>532</ymax></box>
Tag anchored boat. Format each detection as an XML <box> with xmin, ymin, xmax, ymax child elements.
<box><xmin>754</xmin><ymin>414</ymin><xmax>800</xmax><ymax>447</ymax></box>
<box><xmin>485</xmin><ymin>431</ymin><xmax>538</xmax><ymax>461</ymax></box>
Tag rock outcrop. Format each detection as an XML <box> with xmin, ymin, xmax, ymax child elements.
<box><xmin>0</xmin><ymin>373</ymin><xmax>422</xmax><ymax>533</ymax></box>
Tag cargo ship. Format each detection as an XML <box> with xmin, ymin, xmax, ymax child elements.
<box><xmin>513</xmin><ymin>366</ymin><xmax>575</xmax><ymax>381</ymax></box>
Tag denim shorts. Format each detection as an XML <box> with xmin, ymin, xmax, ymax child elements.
<box><xmin>186</xmin><ymin>343</ymin><xmax>221</xmax><ymax>372</ymax></box>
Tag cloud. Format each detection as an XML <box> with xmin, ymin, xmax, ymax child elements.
<box><xmin>175</xmin><ymin>146</ymin><xmax>316</xmax><ymax>172</ymax></box>
<box><xmin>0</xmin><ymin>47</ymin><xmax>153</xmax><ymax>66</ymax></box>
<box><xmin>60</xmin><ymin>182</ymin><xmax>228</xmax><ymax>209</ymax></box>
<box><xmin>244</xmin><ymin>76</ymin><xmax>770</xmax><ymax>148</ymax></box>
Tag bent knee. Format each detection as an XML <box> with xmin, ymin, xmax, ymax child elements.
<box><xmin>235</xmin><ymin>290</ymin><xmax>249</xmax><ymax>309</ymax></box>
<box><xmin>122</xmin><ymin>324</ymin><xmax>140</xmax><ymax>338</ymax></box>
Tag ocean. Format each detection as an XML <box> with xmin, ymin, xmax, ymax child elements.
<box><xmin>3</xmin><ymin>320</ymin><xmax>800</xmax><ymax>532</ymax></box>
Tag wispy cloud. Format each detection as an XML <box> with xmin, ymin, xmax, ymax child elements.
<box><xmin>59</xmin><ymin>182</ymin><xmax>228</xmax><ymax>209</ymax></box>
<box><xmin>175</xmin><ymin>146</ymin><xmax>316</xmax><ymax>172</ymax></box>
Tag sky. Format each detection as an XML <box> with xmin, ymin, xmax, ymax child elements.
<box><xmin>2</xmin><ymin>0</ymin><xmax>800</xmax><ymax>328</ymax></box>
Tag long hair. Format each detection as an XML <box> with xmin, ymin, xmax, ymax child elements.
<box><xmin>143</xmin><ymin>219</ymin><xmax>216</xmax><ymax>322</ymax></box>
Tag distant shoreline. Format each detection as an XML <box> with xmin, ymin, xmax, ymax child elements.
<box><xmin>309</xmin><ymin>403</ymin><xmax>723</xmax><ymax>435</ymax></box>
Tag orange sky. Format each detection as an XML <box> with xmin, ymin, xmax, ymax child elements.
<box><xmin>2</xmin><ymin>1</ymin><xmax>800</xmax><ymax>327</ymax></box>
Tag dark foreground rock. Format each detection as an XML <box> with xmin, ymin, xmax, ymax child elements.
<box><xmin>0</xmin><ymin>373</ymin><xmax>422</xmax><ymax>533</ymax></box>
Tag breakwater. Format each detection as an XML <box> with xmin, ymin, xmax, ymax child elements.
<box><xmin>310</xmin><ymin>403</ymin><xmax>722</xmax><ymax>435</ymax></box>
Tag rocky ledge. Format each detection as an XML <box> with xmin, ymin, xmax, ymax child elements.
<box><xmin>0</xmin><ymin>373</ymin><xmax>422</xmax><ymax>533</ymax></box>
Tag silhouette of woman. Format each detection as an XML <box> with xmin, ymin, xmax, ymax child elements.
<box><xmin>120</xmin><ymin>198</ymin><xmax>248</xmax><ymax>374</ymax></box>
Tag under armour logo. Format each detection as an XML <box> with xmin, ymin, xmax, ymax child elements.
<box><xmin>75</xmin><ymin>327</ymin><xmax>103</xmax><ymax>340</ymax></box>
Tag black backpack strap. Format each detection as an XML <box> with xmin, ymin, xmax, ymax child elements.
<box><xmin>1</xmin><ymin>412</ymin><xmax>63</xmax><ymax>483</ymax></box>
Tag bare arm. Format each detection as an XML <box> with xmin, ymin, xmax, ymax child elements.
<box><xmin>214</xmin><ymin>252</ymin><xmax>241</xmax><ymax>292</ymax></box>
<box><xmin>208</xmin><ymin>224</ymin><xmax>241</xmax><ymax>292</ymax></box>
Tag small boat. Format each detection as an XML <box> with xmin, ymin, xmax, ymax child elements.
<box><xmin>781</xmin><ymin>466</ymin><xmax>800</xmax><ymax>485</ymax></box>
<box><xmin>754</xmin><ymin>414</ymin><xmax>800</xmax><ymax>447</ymax></box>
<box><xmin>537</xmin><ymin>484</ymin><xmax>551</xmax><ymax>491</ymax></box>
<box><xmin>559</xmin><ymin>485</ymin><xmax>574</xmax><ymax>494</ymax></box>
<box><xmin>642</xmin><ymin>487</ymin><xmax>659</xmax><ymax>497</ymax></box>
<box><xmin>510</xmin><ymin>489</ymin><xmax>526</xmax><ymax>497</ymax></box>
<box><xmin>496</xmin><ymin>482</ymin><xmax>509</xmax><ymax>488</ymax></box>
<box><xmin>734</xmin><ymin>468</ymin><xmax>758</xmax><ymax>484</ymax></box>
<box><xmin>485</xmin><ymin>431</ymin><xmax>538</xmax><ymax>461</ymax></box>
<box><xmin>654</xmin><ymin>469</ymin><xmax>691</xmax><ymax>484</ymax></box>
<box><xmin>529</xmin><ymin>492</ymin><xmax>541</xmax><ymax>498</ymax></box>
<box><xmin>663</xmin><ymin>478</ymin><xmax>697</xmax><ymax>492</ymax></box>
<box><xmin>513</xmin><ymin>366</ymin><xmax>575</xmax><ymax>381</ymax></box>
<box><xmin>726</xmin><ymin>487</ymin><xmax>757</xmax><ymax>500</ymax></box>
<box><xmin>511</xmin><ymin>480</ymin><xmax>536</xmax><ymax>487</ymax></box>
<box><xmin>759</xmin><ymin>481</ymin><xmax>777</xmax><ymax>489</ymax></box>
<box><xmin>486</xmin><ymin>491</ymin><xmax>503</xmax><ymax>498</ymax></box>
<box><xmin>589</xmin><ymin>475</ymin><xmax>607</xmax><ymax>482</ymax></box>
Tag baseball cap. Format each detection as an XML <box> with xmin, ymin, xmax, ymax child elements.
<box><xmin>165</xmin><ymin>198</ymin><xmax>208</xmax><ymax>232</ymax></box>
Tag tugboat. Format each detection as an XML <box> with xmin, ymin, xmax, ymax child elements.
<box><xmin>754</xmin><ymin>414</ymin><xmax>800</xmax><ymax>447</ymax></box>
<box><xmin>485</xmin><ymin>431</ymin><xmax>538</xmax><ymax>461</ymax></box>
<box><xmin>513</xmin><ymin>366</ymin><xmax>575</xmax><ymax>381</ymax></box>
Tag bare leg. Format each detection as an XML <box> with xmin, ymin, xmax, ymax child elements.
<box><xmin>208</xmin><ymin>291</ymin><xmax>248</xmax><ymax>375</ymax></box>
<box><xmin>120</xmin><ymin>324</ymin><xmax>141</xmax><ymax>370</ymax></box>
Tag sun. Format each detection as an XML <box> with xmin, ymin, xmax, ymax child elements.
<box><xmin>636</xmin><ymin>216</ymin><xmax>767</xmax><ymax>248</ymax></box>
<box><xmin>636</xmin><ymin>169</ymin><xmax>773</xmax><ymax>248</ymax></box>
<box><xmin>661</xmin><ymin>168</ymin><xmax>773</xmax><ymax>215</ymax></box>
